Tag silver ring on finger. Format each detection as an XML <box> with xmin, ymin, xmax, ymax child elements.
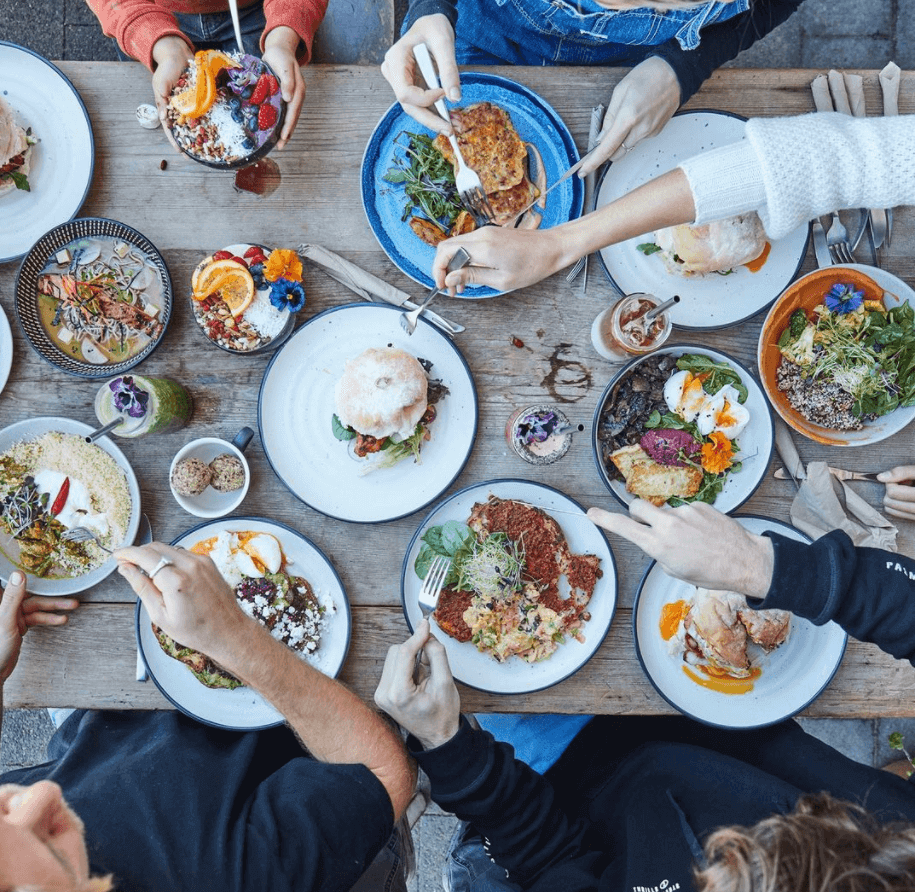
<box><xmin>620</xmin><ymin>142</ymin><xmax>630</xmax><ymax>153</ymax></box>
<box><xmin>148</xmin><ymin>557</ymin><xmax>174</xmax><ymax>580</ymax></box>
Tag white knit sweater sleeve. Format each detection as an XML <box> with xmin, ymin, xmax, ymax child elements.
<box><xmin>679</xmin><ymin>112</ymin><xmax>915</xmax><ymax>240</ymax></box>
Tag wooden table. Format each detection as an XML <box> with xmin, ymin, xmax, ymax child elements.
<box><xmin>1</xmin><ymin>64</ymin><xmax>913</xmax><ymax>716</ymax></box>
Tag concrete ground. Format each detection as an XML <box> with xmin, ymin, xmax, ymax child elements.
<box><xmin>1</xmin><ymin>1</ymin><xmax>911</xmax><ymax>890</ymax></box>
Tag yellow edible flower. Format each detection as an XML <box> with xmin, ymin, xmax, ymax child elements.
<box><xmin>701</xmin><ymin>431</ymin><xmax>734</xmax><ymax>475</ymax></box>
<box><xmin>264</xmin><ymin>249</ymin><xmax>303</xmax><ymax>283</ymax></box>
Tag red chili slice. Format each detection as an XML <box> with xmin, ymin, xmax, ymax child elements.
<box><xmin>51</xmin><ymin>477</ymin><xmax>70</xmax><ymax>516</ymax></box>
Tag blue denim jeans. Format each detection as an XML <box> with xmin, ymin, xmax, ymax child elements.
<box><xmin>114</xmin><ymin>2</ymin><xmax>266</xmax><ymax>61</ymax></box>
<box><xmin>454</xmin><ymin>0</ymin><xmax>749</xmax><ymax>66</ymax></box>
<box><xmin>443</xmin><ymin>822</ymin><xmax>523</xmax><ymax>892</ymax></box>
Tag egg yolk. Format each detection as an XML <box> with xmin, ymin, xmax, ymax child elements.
<box><xmin>683</xmin><ymin>665</ymin><xmax>761</xmax><ymax>695</ymax></box>
<box><xmin>659</xmin><ymin>600</ymin><xmax>689</xmax><ymax>640</ymax></box>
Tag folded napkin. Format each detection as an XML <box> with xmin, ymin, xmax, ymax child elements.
<box><xmin>474</xmin><ymin>713</ymin><xmax>594</xmax><ymax>774</ymax></box>
<box><xmin>790</xmin><ymin>461</ymin><xmax>898</xmax><ymax>551</ymax></box>
<box><xmin>297</xmin><ymin>243</ymin><xmax>413</xmax><ymax>307</ymax></box>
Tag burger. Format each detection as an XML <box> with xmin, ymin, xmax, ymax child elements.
<box><xmin>332</xmin><ymin>347</ymin><xmax>446</xmax><ymax>471</ymax></box>
<box><xmin>645</xmin><ymin>212</ymin><xmax>767</xmax><ymax>276</ymax></box>
<box><xmin>0</xmin><ymin>95</ymin><xmax>35</xmax><ymax>196</ymax></box>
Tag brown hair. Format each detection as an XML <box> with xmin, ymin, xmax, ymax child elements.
<box><xmin>695</xmin><ymin>794</ymin><xmax>915</xmax><ymax>892</ymax></box>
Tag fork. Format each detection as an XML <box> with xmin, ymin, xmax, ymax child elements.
<box><xmin>418</xmin><ymin>554</ymin><xmax>451</xmax><ymax>619</ymax></box>
<box><xmin>825</xmin><ymin>212</ymin><xmax>856</xmax><ymax>264</ymax></box>
<box><xmin>400</xmin><ymin>248</ymin><xmax>471</xmax><ymax>334</ymax></box>
<box><xmin>62</xmin><ymin>526</ymin><xmax>113</xmax><ymax>553</ymax></box>
<box><xmin>412</xmin><ymin>43</ymin><xmax>495</xmax><ymax>226</ymax></box>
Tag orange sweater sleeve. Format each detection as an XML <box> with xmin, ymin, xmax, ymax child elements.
<box><xmin>261</xmin><ymin>0</ymin><xmax>328</xmax><ymax>65</ymax></box>
<box><xmin>85</xmin><ymin>0</ymin><xmax>193</xmax><ymax>70</ymax></box>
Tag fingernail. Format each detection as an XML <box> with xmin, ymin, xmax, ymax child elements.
<box><xmin>877</xmin><ymin>472</ymin><xmax>890</xmax><ymax>482</ymax></box>
<box><xmin>10</xmin><ymin>571</ymin><xmax>23</xmax><ymax>585</ymax></box>
<box><xmin>448</xmin><ymin>88</ymin><xmax>461</xmax><ymax>101</ymax></box>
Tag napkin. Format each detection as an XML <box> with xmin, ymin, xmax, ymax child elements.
<box><xmin>297</xmin><ymin>243</ymin><xmax>414</xmax><ymax>307</ymax></box>
<box><xmin>790</xmin><ymin>461</ymin><xmax>898</xmax><ymax>551</ymax></box>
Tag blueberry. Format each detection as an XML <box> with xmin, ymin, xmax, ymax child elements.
<box><xmin>229</xmin><ymin>96</ymin><xmax>241</xmax><ymax>110</ymax></box>
<box><xmin>242</xmin><ymin>86</ymin><xmax>254</xmax><ymax>100</ymax></box>
<box><xmin>231</xmin><ymin>109</ymin><xmax>243</xmax><ymax>123</ymax></box>
<box><xmin>242</xmin><ymin>138</ymin><xmax>256</xmax><ymax>153</ymax></box>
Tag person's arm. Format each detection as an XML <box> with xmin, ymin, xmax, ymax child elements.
<box><xmin>117</xmin><ymin>544</ymin><xmax>415</xmax><ymax>819</ymax></box>
<box><xmin>84</xmin><ymin>0</ymin><xmax>190</xmax><ymax>69</ymax></box>
<box><xmin>432</xmin><ymin>166</ymin><xmax>696</xmax><ymax>292</ymax></box>
<box><xmin>587</xmin><ymin>500</ymin><xmax>915</xmax><ymax>664</ymax></box>
<box><xmin>0</xmin><ymin>572</ymin><xmax>77</xmax><ymax>727</ymax></box>
<box><xmin>375</xmin><ymin>622</ymin><xmax>601</xmax><ymax>889</ymax></box>
<box><xmin>649</xmin><ymin>0</ymin><xmax>806</xmax><ymax>106</ymax></box>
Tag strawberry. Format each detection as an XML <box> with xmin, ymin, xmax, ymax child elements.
<box><xmin>257</xmin><ymin>103</ymin><xmax>278</xmax><ymax>131</ymax></box>
<box><xmin>249</xmin><ymin>74</ymin><xmax>271</xmax><ymax>106</ymax></box>
<box><xmin>212</xmin><ymin>250</ymin><xmax>233</xmax><ymax>261</ymax></box>
<box><xmin>231</xmin><ymin>256</ymin><xmax>248</xmax><ymax>267</ymax></box>
<box><xmin>244</xmin><ymin>246</ymin><xmax>264</xmax><ymax>259</ymax></box>
<box><xmin>265</xmin><ymin>74</ymin><xmax>280</xmax><ymax>96</ymax></box>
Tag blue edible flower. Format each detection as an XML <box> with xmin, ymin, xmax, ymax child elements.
<box><xmin>269</xmin><ymin>278</ymin><xmax>306</xmax><ymax>313</ymax></box>
<box><xmin>824</xmin><ymin>283</ymin><xmax>865</xmax><ymax>314</ymax></box>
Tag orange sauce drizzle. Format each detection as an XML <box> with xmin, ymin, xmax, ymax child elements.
<box><xmin>659</xmin><ymin>600</ymin><xmax>689</xmax><ymax>640</ymax></box>
<box><xmin>682</xmin><ymin>664</ymin><xmax>761</xmax><ymax>695</ymax></box>
<box><xmin>744</xmin><ymin>241</ymin><xmax>771</xmax><ymax>273</ymax></box>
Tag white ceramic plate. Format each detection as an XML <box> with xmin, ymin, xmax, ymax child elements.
<box><xmin>0</xmin><ymin>42</ymin><xmax>94</xmax><ymax>263</ymax></box>
<box><xmin>258</xmin><ymin>303</ymin><xmax>478</xmax><ymax>523</ymax></box>
<box><xmin>0</xmin><ymin>417</ymin><xmax>141</xmax><ymax>595</ymax></box>
<box><xmin>595</xmin><ymin>110</ymin><xmax>808</xmax><ymax>330</ymax></box>
<box><xmin>759</xmin><ymin>264</ymin><xmax>915</xmax><ymax>446</ymax></box>
<box><xmin>401</xmin><ymin>479</ymin><xmax>618</xmax><ymax>694</ymax></box>
<box><xmin>136</xmin><ymin>516</ymin><xmax>351</xmax><ymax>730</ymax></box>
<box><xmin>0</xmin><ymin>302</ymin><xmax>12</xmax><ymax>396</ymax></box>
<box><xmin>592</xmin><ymin>345</ymin><xmax>774</xmax><ymax>514</ymax></box>
<box><xmin>634</xmin><ymin>515</ymin><xmax>847</xmax><ymax>729</ymax></box>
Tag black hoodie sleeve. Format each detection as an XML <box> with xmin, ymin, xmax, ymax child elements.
<box><xmin>650</xmin><ymin>0</ymin><xmax>805</xmax><ymax>103</ymax></box>
<box><xmin>411</xmin><ymin>718</ymin><xmax>603</xmax><ymax>889</ymax></box>
<box><xmin>752</xmin><ymin>530</ymin><xmax>915</xmax><ymax>664</ymax></box>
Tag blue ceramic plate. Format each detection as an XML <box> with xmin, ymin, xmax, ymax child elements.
<box><xmin>362</xmin><ymin>73</ymin><xmax>584</xmax><ymax>298</ymax></box>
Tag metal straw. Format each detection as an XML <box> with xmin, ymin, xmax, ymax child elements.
<box><xmin>644</xmin><ymin>294</ymin><xmax>680</xmax><ymax>321</ymax></box>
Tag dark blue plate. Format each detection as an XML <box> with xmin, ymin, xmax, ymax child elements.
<box><xmin>361</xmin><ymin>73</ymin><xmax>584</xmax><ymax>298</ymax></box>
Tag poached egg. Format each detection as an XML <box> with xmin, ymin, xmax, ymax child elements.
<box><xmin>663</xmin><ymin>370</ymin><xmax>750</xmax><ymax>439</ymax></box>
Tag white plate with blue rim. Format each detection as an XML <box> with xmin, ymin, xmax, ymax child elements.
<box><xmin>0</xmin><ymin>42</ymin><xmax>94</xmax><ymax>264</ymax></box>
<box><xmin>592</xmin><ymin>345</ymin><xmax>774</xmax><ymax>515</ymax></box>
<box><xmin>401</xmin><ymin>478</ymin><xmax>618</xmax><ymax>695</ymax></box>
<box><xmin>633</xmin><ymin>514</ymin><xmax>847</xmax><ymax>729</ymax></box>
<box><xmin>258</xmin><ymin>303</ymin><xmax>478</xmax><ymax>523</ymax></box>
<box><xmin>362</xmin><ymin>72</ymin><xmax>584</xmax><ymax>298</ymax></box>
<box><xmin>595</xmin><ymin>110</ymin><xmax>809</xmax><ymax>330</ymax></box>
<box><xmin>136</xmin><ymin>516</ymin><xmax>351</xmax><ymax>730</ymax></box>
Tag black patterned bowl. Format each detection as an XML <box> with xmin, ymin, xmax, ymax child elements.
<box><xmin>14</xmin><ymin>217</ymin><xmax>173</xmax><ymax>378</ymax></box>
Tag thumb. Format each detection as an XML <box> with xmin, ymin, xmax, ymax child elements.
<box><xmin>878</xmin><ymin>466</ymin><xmax>915</xmax><ymax>484</ymax></box>
<box><xmin>0</xmin><ymin>571</ymin><xmax>28</xmax><ymax>619</ymax></box>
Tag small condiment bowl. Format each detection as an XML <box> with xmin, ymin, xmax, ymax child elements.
<box><xmin>757</xmin><ymin>266</ymin><xmax>915</xmax><ymax>446</ymax></box>
<box><xmin>169</xmin><ymin>428</ymin><xmax>253</xmax><ymax>518</ymax></box>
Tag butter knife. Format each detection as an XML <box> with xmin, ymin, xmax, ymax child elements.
<box><xmin>879</xmin><ymin>62</ymin><xmax>900</xmax><ymax>247</ymax></box>
<box><xmin>774</xmin><ymin>467</ymin><xmax>881</xmax><ymax>483</ymax></box>
<box><xmin>773</xmin><ymin>418</ymin><xmax>804</xmax><ymax>489</ymax></box>
<box><xmin>811</xmin><ymin>220</ymin><xmax>832</xmax><ymax>268</ymax></box>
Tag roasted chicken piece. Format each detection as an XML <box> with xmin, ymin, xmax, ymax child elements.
<box><xmin>737</xmin><ymin>606</ymin><xmax>791</xmax><ymax>651</ymax></box>
<box><xmin>409</xmin><ymin>217</ymin><xmax>449</xmax><ymax>247</ymax></box>
<box><xmin>684</xmin><ymin>589</ymin><xmax>751</xmax><ymax>677</ymax></box>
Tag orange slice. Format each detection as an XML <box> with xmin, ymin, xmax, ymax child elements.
<box><xmin>192</xmin><ymin>258</ymin><xmax>248</xmax><ymax>299</ymax></box>
<box><xmin>214</xmin><ymin>269</ymin><xmax>256</xmax><ymax>317</ymax></box>
<box><xmin>207</xmin><ymin>50</ymin><xmax>241</xmax><ymax>76</ymax></box>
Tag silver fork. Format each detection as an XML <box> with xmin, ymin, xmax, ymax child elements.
<box><xmin>412</xmin><ymin>43</ymin><xmax>495</xmax><ymax>226</ymax></box>
<box><xmin>62</xmin><ymin>526</ymin><xmax>112</xmax><ymax>553</ymax></box>
<box><xmin>400</xmin><ymin>248</ymin><xmax>471</xmax><ymax>334</ymax></box>
<box><xmin>418</xmin><ymin>554</ymin><xmax>451</xmax><ymax>619</ymax></box>
<box><xmin>825</xmin><ymin>212</ymin><xmax>856</xmax><ymax>264</ymax></box>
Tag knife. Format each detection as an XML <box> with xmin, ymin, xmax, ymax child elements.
<box><xmin>879</xmin><ymin>61</ymin><xmax>900</xmax><ymax>247</ymax></box>
<box><xmin>843</xmin><ymin>72</ymin><xmax>888</xmax><ymax>251</ymax></box>
<box><xmin>774</xmin><ymin>467</ymin><xmax>882</xmax><ymax>483</ymax></box>
<box><xmin>811</xmin><ymin>220</ymin><xmax>832</xmax><ymax>268</ymax></box>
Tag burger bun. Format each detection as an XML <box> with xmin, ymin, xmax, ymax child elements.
<box><xmin>654</xmin><ymin>212</ymin><xmax>766</xmax><ymax>276</ymax></box>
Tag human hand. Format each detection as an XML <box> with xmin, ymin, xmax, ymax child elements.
<box><xmin>115</xmin><ymin>543</ymin><xmax>247</xmax><ymax>660</ymax></box>
<box><xmin>587</xmin><ymin>500</ymin><xmax>775</xmax><ymax>599</ymax></box>
<box><xmin>374</xmin><ymin>619</ymin><xmax>461</xmax><ymax>749</ymax></box>
<box><xmin>263</xmin><ymin>26</ymin><xmax>306</xmax><ymax>149</ymax></box>
<box><xmin>0</xmin><ymin>572</ymin><xmax>77</xmax><ymax>684</ymax></box>
<box><xmin>151</xmin><ymin>35</ymin><xmax>195</xmax><ymax>151</ymax></box>
<box><xmin>381</xmin><ymin>14</ymin><xmax>459</xmax><ymax>134</ymax></box>
<box><xmin>432</xmin><ymin>226</ymin><xmax>568</xmax><ymax>293</ymax></box>
<box><xmin>878</xmin><ymin>465</ymin><xmax>915</xmax><ymax>521</ymax></box>
<box><xmin>579</xmin><ymin>56</ymin><xmax>682</xmax><ymax>176</ymax></box>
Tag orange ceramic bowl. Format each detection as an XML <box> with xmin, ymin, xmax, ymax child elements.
<box><xmin>758</xmin><ymin>265</ymin><xmax>915</xmax><ymax>446</ymax></box>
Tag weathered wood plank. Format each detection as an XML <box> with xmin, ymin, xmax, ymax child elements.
<box><xmin>1</xmin><ymin>65</ymin><xmax>913</xmax><ymax>713</ymax></box>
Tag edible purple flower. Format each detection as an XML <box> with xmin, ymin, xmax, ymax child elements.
<box><xmin>824</xmin><ymin>283</ymin><xmax>865</xmax><ymax>314</ymax></box>
<box><xmin>269</xmin><ymin>278</ymin><xmax>306</xmax><ymax>313</ymax></box>
<box><xmin>109</xmin><ymin>375</ymin><xmax>149</xmax><ymax>419</ymax></box>
<box><xmin>517</xmin><ymin>411</ymin><xmax>556</xmax><ymax>445</ymax></box>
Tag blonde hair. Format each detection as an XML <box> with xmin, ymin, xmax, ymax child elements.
<box><xmin>695</xmin><ymin>794</ymin><xmax>915</xmax><ymax>892</ymax></box>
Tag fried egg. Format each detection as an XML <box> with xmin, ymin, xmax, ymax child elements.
<box><xmin>208</xmin><ymin>531</ymin><xmax>284</xmax><ymax>588</ymax></box>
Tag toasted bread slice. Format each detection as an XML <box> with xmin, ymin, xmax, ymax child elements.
<box><xmin>610</xmin><ymin>444</ymin><xmax>702</xmax><ymax>506</ymax></box>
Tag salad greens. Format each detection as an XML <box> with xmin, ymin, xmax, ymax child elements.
<box><xmin>675</xmin><ymin>354</ymin><xmax>749</xmax><ymax>403</ymax></box>
<box><xmin>383</xmin><ymin>132</ymin><xmax>463</xmax><ymax>228</ymax></box>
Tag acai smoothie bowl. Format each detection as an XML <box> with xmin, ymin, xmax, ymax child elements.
<box><xmin>166</xmin><ymin>50</ymin><xmax>286</xmax><ymax>170</ymax></box>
